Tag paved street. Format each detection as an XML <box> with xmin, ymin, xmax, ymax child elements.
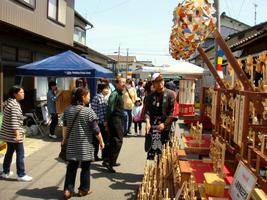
<box><xmin>0</xmin><ymin>133</ymin><xmax>146</xmax><ymax>200</ymax></box>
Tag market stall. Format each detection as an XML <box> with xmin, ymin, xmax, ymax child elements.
<box><xmin>16</xmin><ymin>50</ymin><xmax>113</xmax><ymax>98</ymax></box>
<box><xmin>138</xmin><ymin>0</ymin><xmax>267</xmax><ymax>199</ymax></box>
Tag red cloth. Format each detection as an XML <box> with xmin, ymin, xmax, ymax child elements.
<box><xmin>173</xmin><ymin>102</ymin><xmax>179</xmax><ymax>116</ymax></box>
<box><xmin>190</xmin><ymin>160</ymin><xmax>234</xmax><ymax>185</ymax></box>
<box><xmin>184</xmin><ymin>134</ymin><xmax>211</xmax><ymax>148</ymax></box>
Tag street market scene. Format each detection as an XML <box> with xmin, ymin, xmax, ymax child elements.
<box><xmin>0</xmin><ymin>0</ymin><xmax>267</xmax><ymax>199</ymax></box>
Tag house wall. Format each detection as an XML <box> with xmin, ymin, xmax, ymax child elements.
<box><xmin>0</xmin><ymin>0</ymin><xmax>74</xmax><ymax>46</ymax></box>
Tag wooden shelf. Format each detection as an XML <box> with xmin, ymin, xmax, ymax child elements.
<box><xmin>248</xmin><ymin>146</ymin><xmax>267</xmax><ymax>161</ymax></box>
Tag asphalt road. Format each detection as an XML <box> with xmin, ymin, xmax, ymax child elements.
<box><xmin>0</xmin><ymin>134</ymin><xmax>146</xmax><ymax>200</ymax></box>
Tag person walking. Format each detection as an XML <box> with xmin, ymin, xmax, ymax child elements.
<box><xmin>132</xmin><ymin>98</ymin><xmax>143</xmax><ymax>136</ymax></box>
<box><xmin>91</xmin><ymin>83</ymin><xmax>109</xmax><ymax>162</ymax></box>
<box><xmin>0</xmin><ymin>85</ymin><xmax>33</xmax><ymax>181</ymax></box>
<box><xmin>122</xmin><ymin>79</ymin><xmax>137</xmax><ymax>136</ymax></box>
<box><xmin>47</xmin><ymin>81</ymin><xmax>61</xmax><ymax>139</ymax></box>
<box><xmin>144</xmin><ymin>73</ymin><xmax>176</xmax><ymax>160</ymax></box>
<box><xmin>105</xmin><ymin>77</ymin><xmax>126</xmax><ymax>173</ymax></box>
<box><xmin>62</xmin><ymin>87</ymin><xmax>104</xmax><ymax>198</ymax></box>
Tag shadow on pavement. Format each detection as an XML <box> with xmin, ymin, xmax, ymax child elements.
<box><xmin>16</xmin><ymin>186</ymin><xmax>64</xmax><ymax>200</ymax></box>
<box><xmin>91</xmin><ymin>163</ymin><xmax>142</xmax><ymax>199</ymax></box>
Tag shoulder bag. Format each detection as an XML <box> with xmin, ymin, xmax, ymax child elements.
<box><xmin>58</xmin><ymin>106</ymin><xmax>83</xmax><ymax>162</ymax></box>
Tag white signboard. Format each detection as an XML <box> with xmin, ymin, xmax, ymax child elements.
<box><xmin>229</xmin><ymin>161</ymin><xmax>257</xmax><ymax>200</ymax></box>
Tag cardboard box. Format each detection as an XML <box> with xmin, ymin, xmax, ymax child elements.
<box><xmin>204</xmin><ymin>172</ymin><xmax>225</xmax><ymax>197</ymax></box>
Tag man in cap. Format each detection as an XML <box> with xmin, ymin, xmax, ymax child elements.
<box><xmin>144</xmin><ymin>73</ymin><xmax>176</xmax><ymax>159</ymax></box>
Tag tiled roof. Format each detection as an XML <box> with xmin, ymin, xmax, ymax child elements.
<box><xmin>229</xmin><ymin>30</ymin><xmax>267</xmax><ymax>49</ymax></box>
<box><xmin>106</xmin><ymin>55</ymin><xmax>137</xmax><ymax>62</ymax></box>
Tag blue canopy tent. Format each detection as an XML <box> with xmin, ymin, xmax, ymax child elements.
<box><xmin>16</xmin><ymin>50</ymin><xmax>114</xmax><ymax>96</ymax></box>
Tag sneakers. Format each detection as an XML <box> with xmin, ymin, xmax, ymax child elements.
<box><xmin>17</xmin><ymin>175</ymin><xmax>33</xmax><ymax>182</ymax></box>
<box><xmin>49</xmin><ymin>134</ymin><xmax>57</xmax><ymax>139</ymax></box>
<box><xmin>0</xmin><ymin>171</ymin><xmax>14</xmax><ymax>179</ymax></box>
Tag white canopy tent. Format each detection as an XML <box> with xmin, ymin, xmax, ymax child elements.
<box><xmin>135</xmin><ymin>61</ymin><xmax>206</xmax><ymax>78</ymax></box>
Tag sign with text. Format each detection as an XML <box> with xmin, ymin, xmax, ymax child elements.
<box><xmin>229</xmin><ymin>161</ymin><xmax>257</xmax><ymax>200</ymax></box>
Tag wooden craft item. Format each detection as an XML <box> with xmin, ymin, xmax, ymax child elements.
<box><xmin>233</xmin><ymin>95</ymin><xmax>240</xmax><ymax>145</ymax></box>
<box><xmin>209</xmin><ymin>137</ymin><xmax>226</xmax><ymax>177</ymax></box>
<box><xmin>204</xmin><ymin>172</ymin><xmax>226</xmax><ymax>197</ymax></box>
<box><xmin>238</xmin><ymin>95</ymin><xmax>245</xmax><ymax>147</ymax></box>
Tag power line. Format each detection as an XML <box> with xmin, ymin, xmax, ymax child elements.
<box><xmin>224</xmin><ymin>0</ymin><xmax>232</xmax><ymax>17</ymax></box>
<box><xmin>89</xmin><ymin>0</ymin><xmax>133</xmax><ymax>15</ymax></box>
<box><xmin>237</xmin><ymin>0</ymin><xmax>246</xmax><ymax>19</ymax></box>
<box><xmin>104</xmin><ymin>51</ymin><xmax>171</xmax><ymax>56</ymax></box>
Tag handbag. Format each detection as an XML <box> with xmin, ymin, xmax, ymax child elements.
<box><xmin>58</xmin><ymin>106</ymin><xmax>83</xmax><ymax>162</ymax></box>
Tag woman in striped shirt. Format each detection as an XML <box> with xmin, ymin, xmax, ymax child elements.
<box><xmin>62</xmin><ymin>87</ymin><xmax>104</xmax><ymax>198</ymax></box>
<box><xmin>0</xmin><ymin>85</ymin><xmax>32</xmax><ymax>182</ymax></box>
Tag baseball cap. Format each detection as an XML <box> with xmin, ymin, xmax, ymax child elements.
<box><xmin>151</xmin><ymin>73</ymin><xmax>163</xmax><ymax>82</ymax></box>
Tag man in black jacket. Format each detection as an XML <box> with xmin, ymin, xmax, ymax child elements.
<box><xmin>144</xmin><ymin>73</ymin><xmax>176</xmax><ymax>159</ymax></box>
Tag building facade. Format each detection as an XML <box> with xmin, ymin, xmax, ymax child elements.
<box><xmin>0</xmin><ymin>0</ymin><xmax>111</xmax><ymax>112</ymax></box>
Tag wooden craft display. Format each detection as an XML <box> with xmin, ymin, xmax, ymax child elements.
<box><xmin>209</xmin><ymin>137</ymin><xmax>226</xmax><ymax>178</ymax></box>
<box><xmin>138</xmin><ymin>138</ymin><xmax>196</xmax><ymax>199</ymax></box>
<box><xmin>169</xmin><ymin>0</ymin><xmax>267</xmax><ymax>195</ymax></box>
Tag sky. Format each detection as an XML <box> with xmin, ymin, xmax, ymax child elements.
<box><xmin>75</xmin><ymin>0</ymin><xmax>267</xmax><ymax>66</ymax></box>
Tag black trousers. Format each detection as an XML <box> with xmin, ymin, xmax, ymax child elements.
<box><xmin>108</xmin><ymin>117</ymin><xmax>123</xmax><ymax>165</ymax></box>
<box><xmin>134</xmin><ymin>122</ymin><xmax>142</xmax><ymax>133</ymax></box>
<box><xmin>49</xmin><ymin>113</ymin><xmax>58</xmax><ymax>135</ymax></box>
<box><xmin>93</xmin><ymin>123</ymin><xmax>109</xmax><ymax>160</ymax></box>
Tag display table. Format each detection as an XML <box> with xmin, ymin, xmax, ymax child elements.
<box><xmin>183</xmin><ymin>134</ymin><xmax>211</xmax><ymax>155</ymax></box>
<box><xmin>190</xmin><ymin>160</ymin><xmax>233</xmax><ymax>199</ymax></box>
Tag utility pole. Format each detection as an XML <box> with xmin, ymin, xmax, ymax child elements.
<box><xmin>117</xmin><ymin>44</ymin><xmax>120</xmax><ymax>75</ymax></box>
<box><xmin>253</xmin><ymin>3</ymin><xmax>258</xmax><ymax>25</ymax></box>
<box><xmin>126</xmin><ymin>48</ymin><xmax>129</xmax><ymax>79</ymax></box>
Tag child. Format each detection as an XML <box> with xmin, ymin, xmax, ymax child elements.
<box><xmin>132</xmin><ymin>98</ymin><xmax>143</xmax><ymax>136</ymax></box>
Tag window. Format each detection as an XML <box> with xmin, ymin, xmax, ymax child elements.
<box><xmin>2</xmin><ymin>46</ymin><xmax>16</xmax><ymax>61</ymax></box>
<box><xmin>48</xmin><ymin>0</ymin><xmax>66</xmax><ymax>25</ymax></box>
<box><xmin>18</xmin><ymin>49</ymin><xmax>32</xmax><ymax>62</ymax></box>
<box><xmin>16</xmin><ymin>0</ymin><xmax>35</xmax><ymax>9</ymax></box>
<box><xmin>74</xmin><ymin>26</ymin><xmax>86</xmax><ymax>45</ymax></box>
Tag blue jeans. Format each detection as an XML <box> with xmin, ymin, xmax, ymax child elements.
<box><xmin>3</xmin><ymin>142</ymin><xmax>26</xmax><ymax>177</ymax></box>
<box><xmin>123</xmin><ymin>109</ymin><xmax>132</xmax><ymax>134</ymax></box>
<box><xmin>64</xmin><ymin>161</ymin><xmax>91</xmax><ymax>192</ymax></box>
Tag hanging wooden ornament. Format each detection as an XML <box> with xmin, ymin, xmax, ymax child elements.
<box><xmin>169</xmin><ymin>0</ymin><xmax>216</xmax><ymax>59</ymax></box>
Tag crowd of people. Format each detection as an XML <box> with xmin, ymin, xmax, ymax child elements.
<box><xmin>0</xmin><ymin>74</ymin><xmax>179</xmax><ymax>198</ymax></box>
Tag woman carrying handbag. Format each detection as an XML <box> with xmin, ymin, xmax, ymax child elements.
<box><xmin>61</xmin><ymin>88</ymin><xmax>104</xmax><ymax>199</ymax></box>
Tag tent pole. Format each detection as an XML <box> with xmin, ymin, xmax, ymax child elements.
<box><xmin>19</xmin><ymin>76</ymin><xmax>24</xmax><ymax>86</ymax></box>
